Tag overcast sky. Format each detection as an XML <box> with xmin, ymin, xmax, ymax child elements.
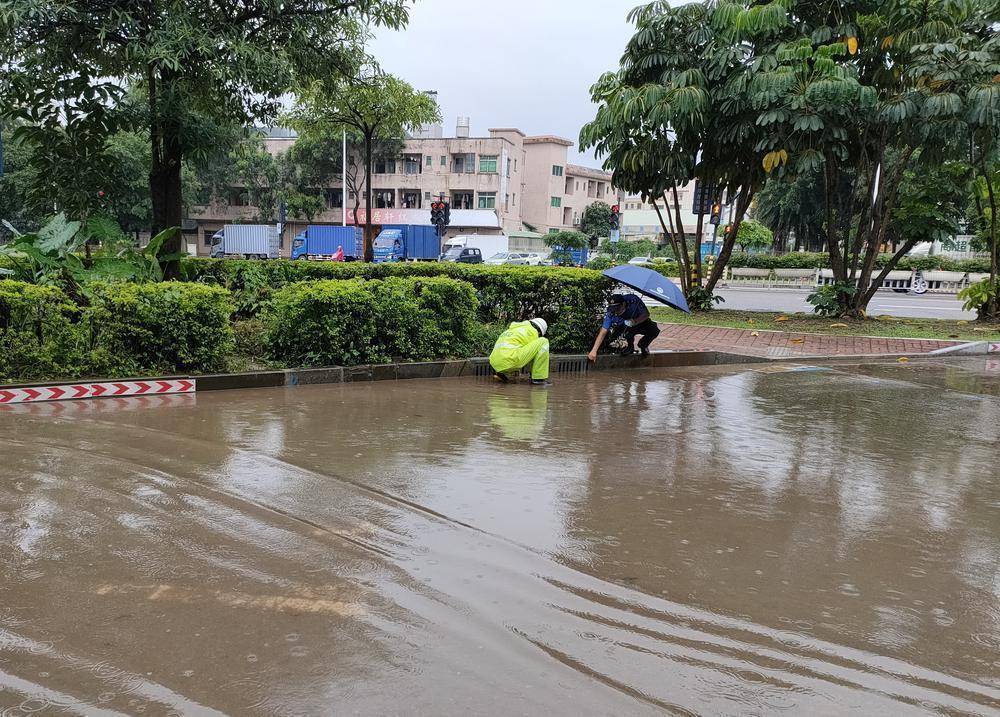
<box><xmin>370</xmin><ymin>0</ymin><xmax>640</xmax><ymax>168</ymax></box>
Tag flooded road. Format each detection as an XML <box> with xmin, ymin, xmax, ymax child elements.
<box><xmin>1</xmin><ymin>358</ymin><xmax>998</xmax><ymax>715</ymax></box>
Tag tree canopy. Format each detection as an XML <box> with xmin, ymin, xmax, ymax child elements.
<box><xmin>0</xmin><ymin>0</ymin><xmax>409</xmax><ymax>274</ymax></box>
<box><xmin>287</xmin><ymin>72</ymin><xmax>440</xmax><ymax>261</ymax></box>
<box><xmin>580</xmin><ymin>201</ymin><xmax>613</xmax><ymax>244</ymax></box>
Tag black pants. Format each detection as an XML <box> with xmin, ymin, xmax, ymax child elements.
<box><xmin>609</xmin><ymin>319</ymin><xmax>660</xmax><ymax>351</ymax></box>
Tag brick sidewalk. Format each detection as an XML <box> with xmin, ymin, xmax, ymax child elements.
<box><xmin>650</xmin><ymin>323</ymin><xmax>961</xmax><ymax>358</ymax></box>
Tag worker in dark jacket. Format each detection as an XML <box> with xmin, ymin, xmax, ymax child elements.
<box><xmin>587</xmin><ymin>293</ymin><xmax>660</xmax><ymax>360</ymax></box>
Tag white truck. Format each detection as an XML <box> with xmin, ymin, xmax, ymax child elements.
<box><xmin>440</xmin><ymin>234</ymin><xmax>509</xmax><ymax>262</ymax></box>
<box><xmin>210</xmin><ymin>224</ymin><xmax>281</xmax><ymax>259</ymax></box>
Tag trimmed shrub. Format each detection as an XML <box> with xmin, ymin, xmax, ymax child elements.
<box><xmin>0</xmin><ymin>280</ymin><xmax>84</xmax><ymax>381</ymax></box>
<box><xmin>184</xmin><ymin>259</ymin><xmax>612</xmax><ymax>352</ymax></box>
<box><xmin>263</xmin><ymin>276</ymin><xmax>480</xmax><ymax>366</ymax></box>
<box><xmin>84</xmin><ymin>282</ymin><xmax>234</xmax><ymax>376</ymax></box>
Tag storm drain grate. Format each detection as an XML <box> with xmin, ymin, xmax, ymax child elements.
<box><xmin>554</xmin><ymin>358</ymin><xmax>589</xmax><ymax>375</ymax></box>
<box><xmin>472</xmin><ymin>362</ymin><xmax>494</xmax><ymax>377</ymax></box>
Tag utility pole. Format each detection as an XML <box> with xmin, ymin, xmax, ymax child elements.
<box><xmin>341</xmin><ymin>128</ymin><xmax>347</xmax><ymax>227</ymax></box>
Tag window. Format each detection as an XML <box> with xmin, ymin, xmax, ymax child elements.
<box><xmin>452</xmin><ymin>153</ymin><xmax>476</xmax><ymax>173</ymax></box>
<box><xmin>324</xmin><ymin>188</ymin><xmax>343</xmax><ymax>209</ymax></box>
<box><xmin>548</xmin><ymin>228</ymin><xmax>559</xmax><ymax>234</ymax></box>
<box><xmin>426</xmin><ymin>155</ymin><xmax>432</xmax><ymax>166</ymax></box>
<box><xmin>552</xmin><ymin>165</ymin><xmax>564</xmax><ymax>177</ymax></box>
<box><xmin>403</xmin><ymin>155</ymin><xmax>421</xmax><ymax>175</ymax></box>
<box><xmin>478</xmin><ymin>192</ymin><xmax>496</xmax><ymax>209</ymax></box>
<box><xmin>424</xmin><ymin>191</ymin><xmax>431</xmax><ymax>200</ymax></box>
<box><xmin>506</xmin><ymin>158</ymin><xmax>511</xmax><ymax>177</ymax></box>
<box><xmin>374</xmin><ymin>190</ymin><xmax>394</xmax><ymax>208</ymax></box>
<box><xmin>504</xmin><ymin>193</ymin><xmax>509</xmax><ymax>211</ymax></box>
<box><xmin>375</xmin><ymin>158</ymin><xmax>396</xmax><ymax>174</ymax></box>
<box><xmin>440</xmin><ymin>155</ymin><xmax>447</xmax><ymax>166</ymax></box>
<box><xmin>452</xmin><ymin>192</ymin><xmax>474</xmax><ymax>209</ymax></box>
<box><xmin>575</xmin><ymin>181</ymin><xmax>579</xmax><ymax>190</ymax></box>
<box><xmin>512</xmin><ymin>193</ymin><xmax>516</xmax><ymax>206</ymax></box>
<box><xmin>479</xmin><ymin>155</ymin><xmax>498</xmax><ymax>173</ymax></box>
<box><xmin>550</xmin><ymin>196</ymin><xmax>561</xmax><ymax>208</ymax></box>
<box><xmin>514</xmin><ymin>159</ymin><xmax>517</xmax><ymax>171</ymax></box>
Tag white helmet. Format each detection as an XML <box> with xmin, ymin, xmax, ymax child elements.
<box><xmin>529</xmin><ymin>318</ymin><xmax>547</xmax><ymax>336</ymax></box>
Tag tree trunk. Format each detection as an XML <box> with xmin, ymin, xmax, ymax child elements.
<box><xmin>363</xmin><ymin>132</ymin><xmax>374</xmax><ymax>262</ymax></box>
<box><xmin>983</xmin><ymin>167</ymin><xmax>998</xmax><ymax>320</ymax></box>
<box><xmin>148</xmin><ymin>67</ymin><xmax>183</xmax><ymax>279</ymax></box>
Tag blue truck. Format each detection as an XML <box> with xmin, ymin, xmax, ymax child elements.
<box><xmin>550</xmin><ymin>245</ymin><xmax>590</xmax><ymax>266</ymax></box>
<box><xmin>291</xmin><ymin>225</ymin><xmax>361</xmax><ymax>260</ymax></box>
<box><xmin>372</xmin><ymin>225</ymin><xmax>441</xmax><ymax>263</ymax></box>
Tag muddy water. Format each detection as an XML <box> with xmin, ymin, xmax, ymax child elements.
<box><xmin>1</xmin><ymin>358</ymin><xmax>998</xmax><ymax>716</ymax></box>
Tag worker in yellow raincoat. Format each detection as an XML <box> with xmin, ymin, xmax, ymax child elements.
<box><xmin>489</xmin><ymin>318</ymin><xmax>550</xmax><ymax>385</ymax></box>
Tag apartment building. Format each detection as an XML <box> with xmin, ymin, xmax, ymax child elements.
<box><xmin>619</xmin><ymin>184</ymin><xmax>701</xmax><ymax>243</ymax></box>
<box><xmin>519</xmin><ymin>136</ymin><xmax>617</xmax><ymax>234</ymax></box>
<box><xmin>188</xmin><ymin>116</ymin><xmax>617</xmax><ymax>254</ymax></box>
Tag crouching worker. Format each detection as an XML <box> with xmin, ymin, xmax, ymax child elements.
<box><xmin>489</xmin><ymin>318</ymin><xmax>550</xmax><ymax>385</ymax></box>
<box><xmin>587</xmin><ymin>293</ymin><xmax>660</xmax><ymax>361</ymax></box>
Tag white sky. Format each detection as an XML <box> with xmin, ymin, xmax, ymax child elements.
<box><xmin>369</xmin><ymin>0</ymin><xmax>640</xmax><ymax>168</ymax></box>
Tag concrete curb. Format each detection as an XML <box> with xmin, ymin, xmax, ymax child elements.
<box><xmin>6</xmin><ymin>346</ymin><xmax>979</xmax><ymax>401</ymax></box>
<box><xmin>928</xmin><ymin>341</ymin><xmax>991</xmax><ymax>356</ymax></box>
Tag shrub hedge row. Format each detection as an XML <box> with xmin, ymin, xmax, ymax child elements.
<box><xmin>264</xmin><ymin>277</ymin><xmax>479</xmax><ymax>366</ymax></box>
<box><xmin>183</xmin><ymin>258</ymin><xmax>611</xmax><ymax>352</ymax></box>
<box><xmin>0</xmin><ymin>280</ymin><xmax>233</xmax><ymax>381</ymax></box>
<box><xmin>727</xmin><ymin>252</ymin><xmax>993</xmax><ymax>273</ymax></box>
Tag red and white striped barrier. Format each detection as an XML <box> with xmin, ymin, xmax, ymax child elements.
<box><xmin>0</xmin><ymin>393</ymin><xmax>195</xmax><ymax>415</ymax></box>
<box><xmin>0</xmin><ymin>379</ymin><xmax>194</xmax><ymax>405</ymax></box>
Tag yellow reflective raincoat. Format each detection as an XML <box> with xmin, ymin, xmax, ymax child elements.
<box><xmin>489</xmin><ymin>321</ymin><xmax>550</xmax><ymax>380</ymax></box>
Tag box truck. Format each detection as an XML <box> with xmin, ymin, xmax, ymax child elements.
<box><xmin>440</xmin><ymin>235</ymin><xmax>509</xmax><ymax>262</ymax></box>
<box><xmin>373</xmin><ymin>225</ymin><xmax>441</xmax><ymax>263</ymax></box>
<box><xmin>291</xmin><ymin>225</ymin><xmax>360</xmax><ymax>260</ymax></box>
<box><xmin>210</xmin><ymin>224</ymin><xmax>281</xmax><ymax>259</ymax></box>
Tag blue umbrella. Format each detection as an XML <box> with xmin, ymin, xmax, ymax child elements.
<box><xmin>602</xmin><ymin>265</ymin><xmax>691</xmax><ymax>314</ymax></box>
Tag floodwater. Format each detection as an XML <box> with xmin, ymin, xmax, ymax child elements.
<box><xmin>1</xmin><ymin>358</ymin><xmax>999</xmax><ymax>716</ymax></box>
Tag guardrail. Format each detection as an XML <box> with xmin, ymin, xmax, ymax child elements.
<box><xmin>724</xmin><ymin>267</ymin><xmax>990</xmax><ymax>294</ymax></box>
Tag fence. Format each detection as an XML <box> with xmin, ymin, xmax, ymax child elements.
<box><xmin>724</xmin><ymin>267</ymin><xmax>989</xmax><ymax>294</ymax></box>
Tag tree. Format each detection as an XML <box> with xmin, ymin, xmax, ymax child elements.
<box><xmin>580</xmin><ymin>1</ymin><xmax>775</xmax><ymax>310</ymax></box>
<box><xmin>1</xmin><ymin>1</ymin><xmax>408</xmax><ymax>276</ymax></box>
<box><xmin>544</xmin><ymin>230</ymin><xmax>589</xmax><ymax>266</ymax></box>
<box><xmin>753</xmin><ymin>0</ymin><xmax>999</xmax><ymax>317</ymax></box>
<box><xmin>580</xmin><ymin>201</ymin><xmax>612</xmax><ymax>245</ymax></box>
<box><xmin>287</xmin><ymin>73</ymin><xmax>440</xmax><ymax>261</ymax></box>
<box><xmin>0</xmin><ymin>121</ymin><xmax>40</xmax><ymax>240</ymax></box>
<box><xmin>725</xmin><ymin>219</ymin><xmax>773</xmax><ymax>253</ymax></box>
<box><xmin>755</xmin><ymin>171</ymin><xmax>827</xmax><ymax>252</ymax></box>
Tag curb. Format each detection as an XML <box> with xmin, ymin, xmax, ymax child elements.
<box><xmin>928</xmin><ymin>340</ymin><xmax>998</xmax><ymax>356</ymax></box>
<box><xmin>5</xmin><ymin>345</ymin><xmax>983</xmax><ymax>405</ymax></box>
<box><xmin>2</xmin><ymin>350</ymin><xmax>767</xmax><ymax>403</ymax></box>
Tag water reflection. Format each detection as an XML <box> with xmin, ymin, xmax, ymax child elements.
<box><xmin>0</xmin><ymin>362</ymin><xmax>998</xmax><ymax>714</ymax></box>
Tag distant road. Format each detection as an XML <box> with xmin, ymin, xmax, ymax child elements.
<box><xmin>712</xmin><ymin>287</ymin><xmax>976</xmax><ymax>320</ymax></box>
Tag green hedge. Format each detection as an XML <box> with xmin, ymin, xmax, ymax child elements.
<box><xmin>727</xmin><ymin>252</ymin><xmax>993</xmax><ymax>272</ymax></box>
<box><xmin>85</xmin><ymin>283</ymin><xmax>234</xmax><ymax>377</ymax></box>
<box><xmin>0</xmin><ymin>281</ymin><xmax>83</xmax><ymax>380</ymax></box>
<box><xmin>263</xmin><ymin>277</ymin><xmax>480</xmax><ymax>366</ymax></box>
<box><xmin>183</xmin><ymin>259</ymin><xmax>611</xmax><ymax>352</ymax></box>
<box><xmin>0</xmin><ymin>280</ymin><xmax>233</xmax><ymax>381</ymax></box>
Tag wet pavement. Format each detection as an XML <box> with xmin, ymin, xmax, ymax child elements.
<box><xmin>1</xmin><ymin>357</ymin><xmax>999</xmax><ymax>716</ymax></box>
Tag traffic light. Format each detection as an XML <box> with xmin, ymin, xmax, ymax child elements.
<box><xmin>709</xmin><ymin>202</ymin><xmax>722</xmax><ymax>225</ymax></box>
<box><xmin>442</xmin><ymin>201</ymin><xmax>450</xmax><ymax>227</ymax></box>
<box><xmin>610</xmin><ymin>204</ymin><xmax>620</xmax><ymax>230</ymax></box>
<box><xmin>431</xmin><ymin>201</ymin><xmax>443</xmax><ymax>226</ymax></box>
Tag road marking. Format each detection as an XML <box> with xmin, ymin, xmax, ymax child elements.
<box><xmin>878</xmin><ymin>305</ymin><xmax>965</xmax><ymax>311</ymax></box>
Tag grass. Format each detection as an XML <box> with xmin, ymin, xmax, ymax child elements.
<box><xmin>649</xmin><ymin>308</ymin><xmax>1000</xmax><ymax>342</ymax></box>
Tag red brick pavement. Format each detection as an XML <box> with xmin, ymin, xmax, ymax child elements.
<box><xmin>650</xmin><ymin>323</ymin><xmax>961</xmax><ymax>358</ymax></box>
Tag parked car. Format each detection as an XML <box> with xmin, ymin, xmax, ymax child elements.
<box><xmin>509</xmin><ymin>252</ymin><xmax>545</xmax><ymax>266</ymax></box>
<box><xmin>440</xmin><ymin>246</ymin><xmax>483</xmax><ymax>264</ymax></box>
<box><xmin>485</xmin><ymin>251</ymin><xmax>524</xmax><ymax>266</ymax></box>
<box><xmin>628</xmin><ymin>256</ymin><xmax>653</xmax><ymax>266</ymax></box>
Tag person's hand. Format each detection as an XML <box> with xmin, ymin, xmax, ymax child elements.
<box><xmin>587</xmin><ymin>350</ymin><xmax>597</xmax><ymax>362</ymax></box>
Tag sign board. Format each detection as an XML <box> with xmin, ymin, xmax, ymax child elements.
<box><xmin>692</xmin><ymin>182</ymin><xmax>720</xmax><ymax>215</ymax></box>
<box><xmin>610</xmin><ymin>229</ymin><xmax>621</xmax><ymax>243</ymax></box>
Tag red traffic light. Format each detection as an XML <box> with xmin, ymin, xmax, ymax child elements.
<box><xmin>611</xmin><ymin>204</ymin><xmax>620</xmax><ymax>213</ymax></box>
